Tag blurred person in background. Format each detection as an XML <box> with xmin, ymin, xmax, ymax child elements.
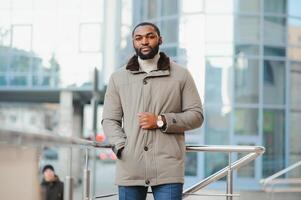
<box><xmin>102</xmin><ymin>22</ymin><xmax>203</xmax><ymax>200</ymax></box>
<box><xmin>41</xmin><ymin>164</ymin><xmax>64</xmax><ymax>200</ymax></box>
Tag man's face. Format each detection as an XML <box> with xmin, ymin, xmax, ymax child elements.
<box><xmin>132</xmin><ymin>25</ymin><xmax>162</xmax><ymax>60</ymax></box>
<box><xmin>43</xmin><ymin>169</ymin><xmax>55</xmax><ymax>182</ymax></box>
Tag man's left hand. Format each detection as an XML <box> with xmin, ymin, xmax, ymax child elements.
<box><xmin>138</xmin><ymin>112</ymin><xmax>157</xmax><ymax>129</ymax></box>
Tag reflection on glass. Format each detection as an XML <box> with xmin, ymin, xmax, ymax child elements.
<box><xmin>185</xmin><ymin>152</ymin><xmax>197</xmax><ymax>176</ymax></box>
<box><xmin>205</xmin><ymin>106</ymin><xmax>230</xmax><ymax>145</ymax></box>
<box><xmin>288</xmin><ymin>46</ymin><xmax>301</xmax><ymax>60</ymax></box>
<box><xmin>264</xmin><ymin>46</ymin><xmax>286</xmax><ymax>57</ymax></box>
<box><xmin>288</xmin><ymin>18</ymin><xmax>301</xmax><ymax>46</ymax></box>
<box><xmin>205</xmin><ymin>44</ymin><xmax>233</xmax><ymax>56</ymax></box>
<box><xmin>234</xmin><ymin>108</ymin><xmax>258</xmax><ymax>135</ymax></box>
<box><xmin>205</xmin><ymin>0</ymin><xmax>234</xmax><ymax>13</ymax></box>
<box><xmin>290</xmin><ymin>112</ymin><xmax>301</xmax><ymax>177</ymax></box>
<box><xmin>147</xmin><ymin>0</ymin><xmax>157</xmax><ymax>19</ymax></box>
<box><xmin>237</xmin><ymin>143</ymin><xmax>255</xmax><ymax>178</ymax></box>
<box><xmin>235</xmin><ymin>0</ymin><xmax>260</xmax><ymax>13</ymax></box>
<box><xmin>263</xmin><ymin>60</ymin><xmax>285</xmax><ymax>105</ymax></box>
<box><xmin>161</xmin><ymin>19</ymin><xmax>178</xmax><ymax>44</ymax></box>
<box><xmin>235</xmin><ymin>16</ymin><xmax>260</xmax><ymax>43</ymax></box>
<box><xmin>235</xmin><ymin>58</ymin><xmax>259</xmax><ymax>104</ymax></box>
<box><xmin>235</xmin><ymin>45</ymin><xmax>259</xmax><ymax>56</ymax></box>
<box><xmin>288</xmin><ymin>0</ymin><xmax>301</xmax><ymax>17</ymax></box>
<box><xmin>205</xmin><ymin>57</ymin><xmax>233</xmax><ymax>105</ymax></box>
<box><xmin>205</xmin><ymin>153</ymin><xmax>227</xmax><ymax>178</ymax></box>
<box><xmin>205</xmin><ymin>15</ymin><xmax>233</xmax><ymax>42</ymax></box>
<box><xmin>182</xmin><ymin>0</ymin><xmax>204</xmax><ymax>13</ymax></box>
<box><xmin>263</xmin><ymin>109</ymin><xmax>285</xmax><ymax>177</ymax></box>
<box><xmin>264</xmin><ymin>17</ymin><xmax>286</xmax><ymax>45</ymax></box>
<box><xmin>290</xmin><ymin>63</ymin><xmax>301</xmax><ymax>110</ymax></box>
<box><xmin>162</xmin><ymin>0</ymin><xmax>178</xmax><ymax>16</ymax></box>
<box><xmin>264</xmin><ymin>0</ymin><xmax>286</xmax><ymax>14</ymax></box>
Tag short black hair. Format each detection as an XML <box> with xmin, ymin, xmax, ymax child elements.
<box><xmin>42</xmin><ymin>164</ymin><xmax>54</xmax><ymax>173</ymax></box>
<box><xmin>132</xmin><ymin>22</ymin><xmax>161</xmax><ymax>37</ymax></box>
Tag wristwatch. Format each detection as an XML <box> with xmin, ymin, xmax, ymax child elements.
<box><xmin>157</xmin><ymin>115</ymin><xmax>165</xmax><ymax>128</ymax></box>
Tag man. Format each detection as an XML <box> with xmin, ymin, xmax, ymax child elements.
<box><xmin>102</xmin><ymin>22</ymin><xmax>203</xmax><ymax>200</ymax></box>
<box><xmin>40</xmin><ymin>164</ymin><xmax>64</xmax><ymax>200</ymax></box>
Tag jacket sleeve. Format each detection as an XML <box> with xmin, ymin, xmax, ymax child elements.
<box><xmin>162</xmin><ymin>69</ymin><xmax>204</xmax><ymax>133</ymax></box>
<box><xmin>101</xmin><ymin>75</ymin><xmax>126</xmax><ymax>156</ymax></box>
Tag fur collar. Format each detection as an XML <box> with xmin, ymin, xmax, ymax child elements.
<box><xmin>126</xmin><ymin>52</ymin><xmax>170</xmax><ymax>71</ymax></box>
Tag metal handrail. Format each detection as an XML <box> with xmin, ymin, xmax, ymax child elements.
<box><xmin>1</xmin><ymin>129</ymin><xmax>265</xmax><ymax>200</ymax></box>
<box><xmin>183</xmin><ymin>145</ymin><xmax>265</xmax><ymax>199</ymax></box>
<box><xmin>260</xmin><ymin>160</ymin><xmax>301</xmax><ymax>193</ymax></box>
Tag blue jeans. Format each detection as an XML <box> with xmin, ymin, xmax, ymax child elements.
<box><xmin>118</xmin><ymin>183</ymin><xmax>183</xmax><ymax>200</ymax></box>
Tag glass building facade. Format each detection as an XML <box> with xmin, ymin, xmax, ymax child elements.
<box><xmin>132</xmin><ymin>0</ymin><xmax>301</xmax><ymax>188</ymax></box>
<box><xmin>0</xmin><ymin>0</ymin><xmax>301</xmax><ymax>190</ymax></box>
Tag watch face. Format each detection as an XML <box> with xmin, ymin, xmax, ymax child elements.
<box><xmin>157</xmin><ymin>120</ymin><xmax>164</xmax><ymax>127</ymax></box>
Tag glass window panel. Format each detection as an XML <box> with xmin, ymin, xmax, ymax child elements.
<box><xmin>205</xmin><ymin>106</ymin><xmax>230</xmax><ymax>145</ymax></box>
<box><xmin>10</xmin><ymin>53</ymin><xmax>31</xmax><ymax>72</ymax></box>
<box><xmin>263</xmin><ymin>60</ymin><xmax>285</xmax><ymax>105</ymax></box>
<box><xmin>237</xmin><ymin>142</ymin><xmax>255</xmax><ymax>178</ymax></box>
<box><xmin>235</xmin><ymin>44</ymin><xmax>259</xmax><ymax>56</ymax></box>
<box><xmin>160</xmin><ymin>46</ymin><xmax>177</xmax><ymax>58</ymax></box>
<box><xmin>288</xmin><ymin>18</ymin><xmax>301</xmax><ymax>46</ymax></box>
<box><xmin>264</xmin><ymin>46</ymin><xmax>286</xmax><ymax>57</ymax></box>
<box><xmin>147</xmin><ymin>0</ymin><xmax>157</xmax><ymax>19</ymax></box>
<box><xmin>288</xmin><ymin>46</ymin><xmax>301</xmax><ymax>61</ymax></box>
<box><xmin>205</xmin><ymin>57</ymin><xmax>233</xmax><ymax>105</ymax></box>
<box><xmin>264</xmin><ymin>17</ymin><xmax>286</xmax><ymax>45</ymax></box>
<box><xmin>161</xmin><ymin>0</ymin><xmax>178</xmax><ymax>16</ymax></box>
<box><xmin>290</xmin><ymin>66</ymin><xmax>301</xmax><ymax>110</ymax></box>
<box><xmin>235</xmin><ymin>0</ymin><xmax>260</xmax><ymax>13</ymax></box>
<box><xmin>205</xmin><ymin>15</ymin><xmax>234</xmax><ymax>42</ymax></box>
<box><xmin>205</xmin><ymin>0</ymin><xmax>234</xmax><ymax>13</ymax></box>
<box><xmin>185</xmin><ymin>152</ymin><xmax>197</xmax><ymax>176</ymax></box>
<box><xmin>235</xmin><ymin>16</ymin><xmax>260</xmax><ymax>43</ymax></box>
<box><xmin>0</xmin><ymin>47</ymin><xmax>9</xmax><ymax>72</ymax></box>
<box><xmin>289</xmin><ymin>111</ymin><xmax>301</xmax><ymax>178</ymax></box>
<box><xmin>206</xmin><ymin>44</ymin><xmax>233</xmax><ymax>56</ymax></box>
<box><xmin>234</xmin><ymin>58</ymin><xmax>259</xmax><ymax>103</ymax></box>
<box><xmin>9</xmin><ymin>75</ymin><xmax>27</xmax><ymax>86</ymax></box>
<box><xmin>263</xmin><ymin>109</ymin><xmax>285</xmax><ymax>177</ymax></box>
<box><xmin>291</xmin><ymin>61</ymin><xmax>301</xmax><ymax>72</ymax></box>
<box><xmin>234</xmin><ymin>108</ymin><xmax>258</xmax><ymax>135</ymax></box>
<box><xmin>182</xmin><ymin>0</ymin><xmax>204</xmax><ymax>14</ymax></box>
<box><xmin>12</xmin><ymin>25</ymin><xmax>32</xmax><ymax>51</ymax></box>
<box><xmin>0</xmin><ymin>75</ymin><xmax>6</xmax><ymax>86</ymax></box>
<box><xmin>288</xmin><ymin>0</ymin><xmax>301</xmax><ymax>17</ymax></box>
<box><xmin>205</xmin><ymin>153</ymin><xmax>228</xmax><ymax>178</ymax></box>
<box><xmin>79</xmin><ymin>23</ymin><xmax>102</xmax><ymax>52</ymax></box>
<box><xmin>264</xmin><ymin>0</ymin><xmax>286</xmax><ymax>14</ymax></box>
<box><xmin>161</xmin><ymin>19</ymin><xmax>178</xmax><ymax>44</ymax></box>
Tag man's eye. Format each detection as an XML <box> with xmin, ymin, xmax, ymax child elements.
<box><xmin>135</xmin><ymin>37</ymin><xmax>142</xmax><ymax>41</ymax></box>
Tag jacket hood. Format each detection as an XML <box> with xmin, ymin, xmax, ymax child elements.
<box><xmin>126</xmin><ymin>52</ymin><xmax>170</xmax><ymax>71</ymax></box>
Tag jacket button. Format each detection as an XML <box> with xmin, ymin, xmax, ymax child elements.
<box><xmin>143</xmin><ymin>80</ymin><xmax>147</xmax><ymax>85</ymax></box>
<box><xmin>145</xmin><ymin>180</ymin><xmax>150</xmax><ymax>185</ymax></box>
<box><xmin>144</xmin><ymin>146</ymin><xmax>148</xmax><ymax>151</ymax></box>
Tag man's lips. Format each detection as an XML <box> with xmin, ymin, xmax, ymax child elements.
<box><xmin>140</xmin><ymin>47</ymin><xmax>151</xmax><ymax>53</ymax></box>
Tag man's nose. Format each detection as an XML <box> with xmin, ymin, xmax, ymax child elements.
<box><xmin>141</xmin><ymin>37</ymin><xmax>149</xmax><ymax>45</ymax></box>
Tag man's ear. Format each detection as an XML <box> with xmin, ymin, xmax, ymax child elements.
<box><xmin>159</xmin><ymin>37</ymin><xmax>162</xmax><ymax>45</ymax></box>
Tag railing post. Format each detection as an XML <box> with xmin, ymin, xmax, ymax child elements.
<box><xmin>226</xmin><ymin>152</ymin><xmax>233</xmax><ymax>200</ymax></box>
<box><xmin>83</xmin><ymin>148</ymin><xmax>91</xmax><ymax>200</ymax></box>
<box><xmin>65</xmin><ymin>148</ymin><xmax>74</xmax><ymax>200</ymax></box>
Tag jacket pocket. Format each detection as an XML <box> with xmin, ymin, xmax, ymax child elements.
<box><xmin>157</xmin><ymin>133</ymin><xmax>183</xmax><ymax>160</ymax></box>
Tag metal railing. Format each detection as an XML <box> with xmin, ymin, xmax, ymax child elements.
<box><xmin>0</xmin><ymin>129</ymin><xmax>265</xmax><ymax>200</ymax></box>
<box><xmin>260</xmin><ymin>160</ymin><xmax>301</xmax><ymax>196</ymax></box>
<box><xmin>183</xmin><ymin>145</ymin><xmax>265</xmax><ymax>199</ymax></box>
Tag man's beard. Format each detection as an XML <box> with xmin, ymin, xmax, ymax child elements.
<box><xmin>135</xmin><ymin>44</ymin><xmax>159</xmax><ymax>60</ymax></box>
